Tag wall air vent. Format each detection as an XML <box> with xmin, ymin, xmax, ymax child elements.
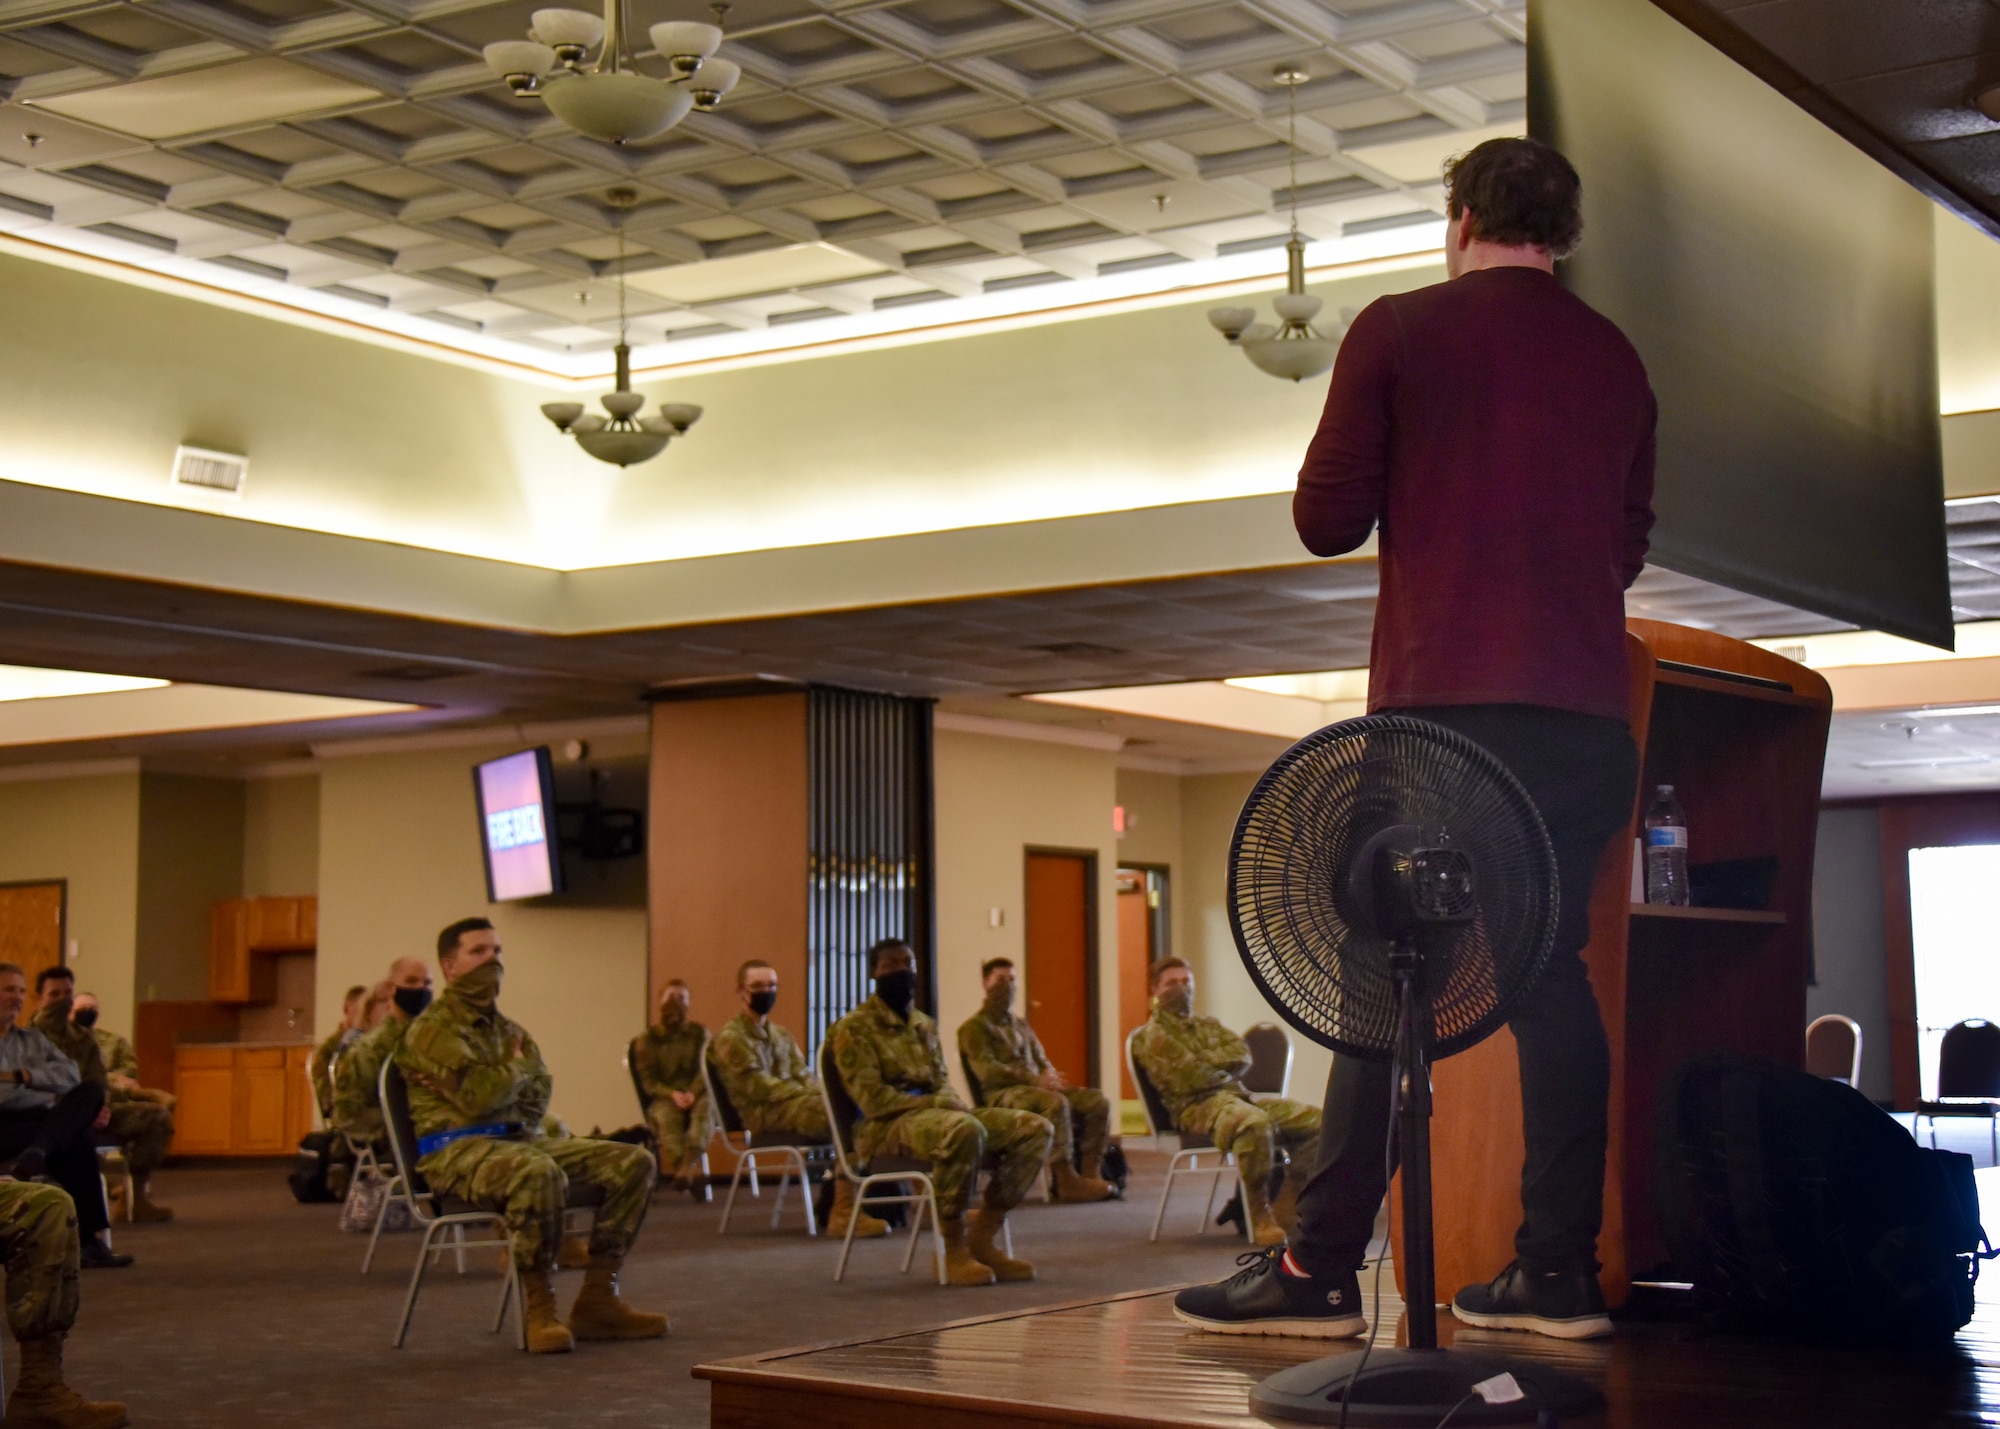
<box><xmin>170</xmin><ymin>446</ymin><xmax>247</xmax><ymax>497</ymax></box>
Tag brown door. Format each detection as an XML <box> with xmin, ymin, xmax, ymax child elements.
<box><xmin>0</xmin><ymin>883</ymin><xmax>64</xmax><ymax>990</ymax></box>
<box><xmin>1024</xmin><ymin>851</ymin><xmax>1094</xmax><ymax>1087</ymax></box>
<box><xmin>1116</xmin><ymin>872</ymin><xmax>1157</xmax><ymax>1098</ymax></box>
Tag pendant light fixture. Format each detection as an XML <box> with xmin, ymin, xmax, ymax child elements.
<box><xmin>541</xmin><ymin>188</ymin><xmax>702</xmax><ymax>467</ymax></box>
<box><xmin>1206</xmin><ymin>67</ymin><xmax>1346</xmax><ymax>383</ymax></box>
<box><xmin>484</xmin><ymin>2</ymin><xmax>740</xmax><ymax>145</ymax></box>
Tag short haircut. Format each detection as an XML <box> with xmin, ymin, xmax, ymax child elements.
<box><xmin>436</xmin><ymin>917</ymin><xmax>494</xmax><ymax>961</ymax></box>
<box><xmin>34</xmin><ymin>966</ymin><xmax>73</xmax><ymax>991</ymax></box>
<box><xmin>1443</xmin><ymin>138</ymin><xmax>1583</xmax><ymax>259</ymax></box>
<box><xmin>736</xmin><ymin>959</ymin><xmax>774</xmax><ymax>988</ymax></box>
<box><xmin>343</xmin><ymin>985</ymin><xmax>367</xmax><ymax>1005</ymax></box>
<box><xmin>0</xmin><ymin>962</ymin><xmax>26</xmax><ymax>981</ymax></box>
<box><xmin>980</xmin><ymin>957</ymin><xmax>1014</xmax><ymax>980</ymax></box>
<box><xmin>868</xmin><ymin>938</ymin><xmax>914</xmax><ymax>975</ymax></box>
<box><xmin>1149</xmin><ymin>955</ymin><xmax>1192</xmax><ymax>987</ymax></box>
<box><xmin>661</xmin><ymin>978</ymin><xmax>689</xmax><ymax>994</ymax></box>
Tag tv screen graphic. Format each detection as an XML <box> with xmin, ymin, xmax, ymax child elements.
<box><xmin>474</xmin><ymin>747</ymin><xmax>563</xmax><ymax>902</ymax></box>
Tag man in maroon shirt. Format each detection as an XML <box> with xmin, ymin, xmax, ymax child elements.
<box><xmin>1175</xmin><ymin>138</ymin><xmax>1652</xmax><ymax>1341</ymax></box>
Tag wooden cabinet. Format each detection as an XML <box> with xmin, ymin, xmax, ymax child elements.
<box><xmin>208</xmin><ymin>896</ymin><xmax>317</xmax><ymax>1004</ymax></box>
<box><xmin>173</xmin><ymin>1044</ymin><xmax>315</xmax><ymax>1156</ymax></box>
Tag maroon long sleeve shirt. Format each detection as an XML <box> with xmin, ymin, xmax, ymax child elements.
<box><xmin>1295</xmin><ymin>266</ymin><xmax>1657</xmax><ymax>721</ymax></box>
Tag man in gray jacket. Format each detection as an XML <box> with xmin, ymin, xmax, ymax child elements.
<box><xmin>0</xmin><ymin>964</ymin><xmax>130</xmax><ymax>1268</ymax></box>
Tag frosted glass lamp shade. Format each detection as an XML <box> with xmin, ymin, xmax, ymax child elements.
<box><xmin>485</xmin><ymin>40</ymin><xmax>556</xmax><ymax>80</ymax></box>
<box><xmin>650</xmin><ymin>21</ymin><xmax>722</xmax><ymax>76</ymax></box>
<box><xmin>1238</xmin><ymin>322</ymin><xmax>1278</xmax><ymax>344</ymax></box>
<box><xmin>570</xmin><ymin>414</ymin><xmax>609</xmax><ymax>434</ymax></box>
<box><xmin>1242</xmin><ymin>335</ymin><xmax>1339</xmax><ymax>382</ymax></box>
<box><xmin>540</xmin><ymin>401</ymin><xmax>585</xmax><ymax>429</ymax></box>
<box><xmin>1272</xmin><ymin>292</ymin><xmax>1322</xmax><ymax>323</ymax></box>
<box><xmin>601</xmin><ymin>390</ymin><xmax>645</xmax><ymax>420</ymax></box>
<box><xmin>541</xmin><ymin>70</ymin><xmax>693</xmax><ymax>142</ymax></box>
<box><xmin>529</xmin><ymin>8</ymin><xmax>605</xmax><ymax>49</ymax></box>
<box><xmin>656</xmin><ymin>402</ymin><xmax>703</xmax><ymax>433</ymax></box>
<box><xmin>1207</xmin><ymin>305</ymin><xmax>1255</xmax><ymax>340</ymax></box>
<box><xmin>577</xmin><ymin>428</ymin><xmax>671</xmax><ymax>466</ymax></box>
<box><xmin>690</xmin><ymin>57</ymin><xmax>739</xmax><ymax>107</ymax></box>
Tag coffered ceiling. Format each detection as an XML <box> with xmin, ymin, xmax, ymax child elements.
<box><xmin>0</xmin><ymin>0</ymin><xmax>1521</xmax><ymax>371</ymax></box>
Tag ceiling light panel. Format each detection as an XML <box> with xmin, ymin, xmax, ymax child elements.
<box><xmin>0</xmin><ymin>0</ymin><xmax>1524</xmax><ymax>374</ymax></box>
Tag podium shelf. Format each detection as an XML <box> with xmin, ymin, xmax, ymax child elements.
<box><xmin>1627</xmin><ymin>905</ymin><xmax>1787</xmax><ymax>925</ymax></box>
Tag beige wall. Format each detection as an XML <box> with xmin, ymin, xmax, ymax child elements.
<box><xmin>933</xmin><ymin>730</ymin><xmax>1120</xmax><ymax>1098</ymax></box>
<box><xmin>243</xmin><ymin>775</ymin><xmax>320</xmax><ymax>897</ymax></box>
<box><xmin>316</xmin><ymin>743</ymin><xmax>648</xmax><ymax>1134</ymax></box>
<box><xmin>135</xmin><ymin>774</ymin><xmax>245</xmax><ymax>1004</ymax></box>
<box><xmin>0</xmin><ymin>772</ymin><xmax>141</xmax><ymax>1038</ymax></box>
<box><xmin>1113</xmin><ymin>768</ymin><xmax>1188</xmax><ymax>962</ymax></box>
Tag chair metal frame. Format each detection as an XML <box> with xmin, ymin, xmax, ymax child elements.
<box><xmin>1917</xmin><ymin>1018</ymin><xmax>2000</xmax><ymax>1163</ymax></box>
<box><xmin>818</xmin><ymin>1042</ymin><xmax>947</xmax><ymax>1284</ymax></box>
<box><xmin>1126</xmin><ymin>1029</ymin><xmax>1245</xmax><ymax>1243</ymax></box>
<box><xmin>379</xmin><ymin>1060</ymin><xmax>523</xmax><ymax>1351</ymax></box>
<box><xmin>1241</xmin><ymin>1022</ymin><xmax>1295</xmax><ymax>1103</ymax></box>
<box><xmin>1805</xmin><ymin>1013</ymin><xmax>1863</xmax><ymax>1087</ymax></box>
<box><xmin>704</xmin><ymin>1046</ymin><xmax>823</xmax><ymax>1236</ymax></box>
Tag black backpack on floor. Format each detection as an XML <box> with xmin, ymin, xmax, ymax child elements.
<box><xmin>287</xmin><ymin>1131</ymin><xmax>345</xmax><ymax>1204</ymax></box>
<box><xmin>1656</xmin><ymin>1053</ymin><xmax>1992</xmax><ymax>1344</ymax></box>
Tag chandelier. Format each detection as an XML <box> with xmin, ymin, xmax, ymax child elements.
<box><xmin>483</xmin><ymin>2</ymin><xmax>739</xmax><ymax>145</ymax></box>
<box><xmin>541</xmin><ymin>189</ymin><xmax>702</xmax><ymax>467</ymax></box>
<box><xmin>1206</xmin><ymin>67</ymin><xmax>1345</xmax><ymax>383</ymax></box>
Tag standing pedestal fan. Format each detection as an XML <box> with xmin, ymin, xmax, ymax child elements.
<box><xmin>1229</xmin><ymin>715</ymin><xmax>1603</xmax><ymax>1426</ymax></box>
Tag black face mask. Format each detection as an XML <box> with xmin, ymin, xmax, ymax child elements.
<box><xmin>874</xmin><ymin>969</ymin><xmax>918</xmax><ymax>1017</ymax></box>
<box><xmin>747</xmin><ymin>990</ymin><xmax>778</xmax><ymax>1017</ymax></box>
<box><xmin>393</xmin><ymin>987</ymin><xmax>433</xmax><ymax>1018</ymax></box>
<box><xmin>73</xmin><ymin>1008</ymin><xmax>98</xmax><ymax>1030</ymax></box>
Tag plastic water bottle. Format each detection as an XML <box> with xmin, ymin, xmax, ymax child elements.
<box><xmin>1644</xmin><ymin>785</ymin><xmax>1689</xmax><ymax>906</ymax></box>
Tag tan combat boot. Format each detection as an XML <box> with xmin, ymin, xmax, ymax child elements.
<box><xmin>3</xmin><ymin>1334</ymin><xmax>128</xmax><ymax>1429</ymax></box>
<box><xmin>939</xmin><ymin>1216</ymin><xmax>996</xmax><ymax>1286</ymax></box>
<box><xmin>129</xmin><ymin>1173</ymin><xmax>172</xmax><ymax>1225</ymax></box>
<box><xmin>966</xmin><ymin>1207</ymin><xmax>1034</xmax><ymax>1281</ymax></box>
<box><xmin>1051</xmin><ymin>1161</ymin><xmax>1114</xmax><ymax>1202</ymax></box>
<box><xmin>519</xmin><ymin>1268</ymin><xmax>576</xmax><ymax>1354</ymax></box>
<box><xmin>556</xmin><ymin>1233</ymin><xmax>591</xmax><ymax>1270</ymax></box>
<box><xmin>1243</xmin><ymin>1179</ymin><xmax>1287</xmax><ymax>1247</ymax></box>
<box><xmin>827</xmin><ymin>1178</ymin><xmax>888</xmax><ymax>1239</ymax></box>
<box><xmin>569</xmin><ymin>1261</ymin><xmax>670</xmax><ymax>1340</ymax></box>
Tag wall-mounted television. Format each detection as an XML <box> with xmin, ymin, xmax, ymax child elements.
<box><xmin>474</xmin><ymin>747</ymin><xmax>564</xmax><ymax>902</ymax></box>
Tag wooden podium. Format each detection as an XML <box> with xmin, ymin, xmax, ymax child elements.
<box><xmin>1395</xmin><ymin>619</ymin><xmax>1833</xmax><ymax>1306</ymax></box>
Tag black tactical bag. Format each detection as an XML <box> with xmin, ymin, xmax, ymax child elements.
<box><xmin>1656</xmin><ymin>1053</ymin><xmax>1991</xmax><ymax>1344</ymax></box>
<box><xmin>287</xmin><ymin>1130</ymin><xmax>343</xmax><ymax>1203</ymax></box>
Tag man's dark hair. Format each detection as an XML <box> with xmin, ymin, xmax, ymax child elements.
<box><xmin>1443</xmin><ymin>137</ymin><xmax>1582</xmax><ymax>259</ymax></box>
<box><xmin>34</xmin><ymin>966</ymin><xmax>73</xmax><ymax>992</ymax></box>
<box><xmin>1149</xmin><ymin>955</ymin><xmax>1192</xmax><ymax>988</ymax></box>
<box><xmin>980</xmin><ymin>957</ymin><xmax>1014</xmax><ymax>980</ymax></box>
<box><xmin>736</xmin><ymin>958</ymin><xmax>774</xmax><ymax>988</ymax></box>
<box><xmin>868</xmin><ymin>938</ymin><xmax>914</xmax><ymax>975</ymax></box>
<box><xmin>436</xmin><ymin>917</ymin><xmax>494</xmax><ymax>961</ymax></box>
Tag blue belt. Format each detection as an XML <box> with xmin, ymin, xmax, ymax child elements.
<box><xmin>416</xmin><ymin>1121</ymin><xmax>523</xmax><ymax>1157</ymax></box>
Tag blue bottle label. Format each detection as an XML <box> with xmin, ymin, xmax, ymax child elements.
<box><xmin>1646</xmin><ymin>827</ymin><xmax>1687</xmax><ymax>849</ymax></box>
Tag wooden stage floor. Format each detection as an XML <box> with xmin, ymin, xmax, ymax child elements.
<box><xmin>695</xmin><ymin>1274</ymin><xmax>2000</xmax><ymax>1428</ymax></box>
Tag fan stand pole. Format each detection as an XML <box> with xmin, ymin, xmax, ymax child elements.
<box><xmin>1248</xmin><ymin>950</ymin><xmax>1605</xmax><ymax>1426</ymax></box>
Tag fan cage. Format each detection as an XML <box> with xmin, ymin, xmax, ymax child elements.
<box><xmin>1228</xmin><ymin>715</ymin><xmax>1560</xmax><ymax>1062</ymax></box>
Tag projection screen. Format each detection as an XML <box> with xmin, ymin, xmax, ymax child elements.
<box><xmin>1529</xmin><ymin>0</ymin><xmax>1953</xmax><ymax>649</ymax></box>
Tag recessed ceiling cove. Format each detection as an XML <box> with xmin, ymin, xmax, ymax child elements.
<box><xmin>0</xmin><ymin>0</ymin><xmax>1521</xmax><ymax>373</ymax></box>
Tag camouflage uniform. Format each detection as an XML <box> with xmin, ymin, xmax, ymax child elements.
<box><xmin>0</xmin><ymin>1181</ymin><xmax>79</xmax><ymax>1341</ymax></box>
<box><xmin>33</xmin><ymin>1010</ymin><xmax>171</xmax><ymax>1183</ymax></box>
<box><xmin>85</xmin><ymin>1024</ymin><xmax>177</xmax><ymax>1178</ymax></box>
<box><xmin>631</xmin><ymin>1019</ymin><xmax>713</xmax><ymax>1175</ymax></box>
<box><xmin>957</xmin><ymin>1008</ymin><xmax>1110</xmax><ymax>1174</ymax></box>
<box><xmin>1131</xmin><ymin>999</ymin><xmax>1320</xmax><ymax>1195</ymax></box>
<box><xmin>828</xmin><ymin>996</ymin><xmax>1051</xmax><ymax>1219</ymax></box>
<box><xmin>396</xmin><ymin>982</ymin><xmax>656</xmax><ymax>1273</ymax></box>
<box><xmin>308</xmin><ymin>1025</ymin><xmax>353</xmax><ymax>1120</ymax></box>
<box><xmin>709</xmin><ymin>1012</ymin><xmax>830</xmax><ymax>1140</ymax></box>
<box><xmin>332</xmin><ymin>1014</ymin><xmax>411</xmax><ymax>1150</ymax></box>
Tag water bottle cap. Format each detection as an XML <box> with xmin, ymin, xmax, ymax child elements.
<box><xmin>1657</xmin><ymin>784</ymin><xmax>1673</xmax><ymax>794</ymax></box>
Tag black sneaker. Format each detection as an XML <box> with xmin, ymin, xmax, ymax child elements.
<box><xmin>1451</xmin><ymin>1261</ymin><xmax>1612</xmax><ymax>1339</ymax></box>
<box><xmin>81</xmin><ymin>1240</ymin><xmax>134</xmax><ymax>1270</ymax></box>
<box><xmin>1172</xmin><ymin>1247</ymin><xmax>1368</xmax><ymax>1339</ymax></box>
<box><xmin>8</xmin><ymin>1147</ymin><xmax>46</xmax><ymax>1181</ymax></box>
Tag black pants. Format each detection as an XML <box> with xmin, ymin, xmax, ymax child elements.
<box><xmin>1290</xmin><ymin>704</ymin><xmax>1639</xmax><ymax>1279</ymax></box>
<box><xmin>0</xmin><ymin>1082</ymin><xmax>110</xmax><ymax>1240</ymax></box>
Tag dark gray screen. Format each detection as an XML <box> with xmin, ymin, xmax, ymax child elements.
<box><xmin>1529</xmin><ymin>0</ymin><xmax>1951</xmax><ymax>649</ymax></box>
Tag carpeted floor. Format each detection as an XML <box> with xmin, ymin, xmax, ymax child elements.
<box><xmin>44</xmin><ymin>1142</ymin><xmax>1322</xmax><ymax>1428</ymax></box>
